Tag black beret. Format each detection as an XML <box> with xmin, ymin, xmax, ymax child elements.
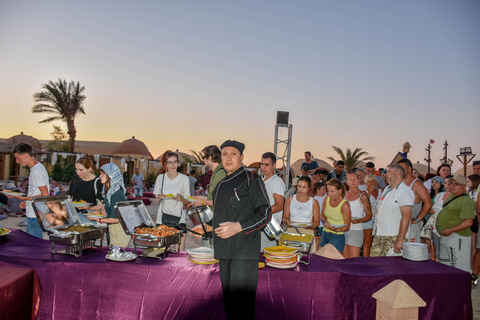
<box><xmin>220</xmin><ymin>140</ymin><xmax>245</xmax><ymax>154</ymax></box>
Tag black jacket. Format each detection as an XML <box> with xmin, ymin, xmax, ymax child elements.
<box><xmin>212</xmin><ymin>167</ymin><xmax>271</xmax><ymax>260</ymax></box>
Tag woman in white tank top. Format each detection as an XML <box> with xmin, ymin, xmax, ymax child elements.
<box><xmin>344</xmin><ymin>173</ymin><xmax>372</xmax><ymax>258</ymax></box>
<box><xmin>283</xmin><ymin>176</ymin><xmax>320</xmax><ymax>252</ymax></box>
<box><xmin>363</xmin><ymin>174</ymin><xmax>381</xmax><ymax>257</ymax></box>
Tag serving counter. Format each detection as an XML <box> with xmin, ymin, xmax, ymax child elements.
<box><xmin>0</xmin><ymin>230</ymin><xmax>472</xmax><ymax>320</ymax></box>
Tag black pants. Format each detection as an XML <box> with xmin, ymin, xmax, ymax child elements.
<box><xmin>219</xmin><ymin>259</ymin><xmax>258</xmax><ymax>320</ymax></box>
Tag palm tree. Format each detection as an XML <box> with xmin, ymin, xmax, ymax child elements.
<box><xmin>32</xmin><ymin>79</ymin><xmax>86</xmax><ymax>152</ymax></box>
<box><xmin>327</xmin><ymin>146</ymin><xmax>375</xmax><ymax>171</ymax></box>
<box><xmin>189</xmin><ymin>150</ymin><xmax>204</xmax><ymax>164</ymax></box>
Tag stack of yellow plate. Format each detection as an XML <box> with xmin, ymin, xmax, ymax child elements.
<box><xmin>187</xmin><ymin>247</ymin><xmax>219</xmax><ymax>265</ymax></box>
<box><xmin>263</xmin><ymin>246</ymin><xmax>298</xmax><ymax>269</ymax></box>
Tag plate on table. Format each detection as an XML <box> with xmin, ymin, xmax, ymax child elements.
<box><xmin>72</xmin><ymin>202</ymin><xmax>92</xmax><ymax>207</ymax></box>
<box><xmin>106</xmin><ymin>254</ymin><xmax>137</xmax><ymax>262</ymax></box>
<box><xmin>291</xmin><ymin>222</ymin><xmax>309</xmax><ymax>227</ymax></box>
<box><xmin>187</xmin><ymin>258</ymin><xmax>219</xmax><ymax>265</ymax></box>
<box><xmin>266</xmin><ymin>260</ymin><xmax>298</xmax><ymax>269</ymax></box>
<box><xmin>0</xmin><ymin>228</ymin><xmax>11</xmax><ymax>237</ymax></box>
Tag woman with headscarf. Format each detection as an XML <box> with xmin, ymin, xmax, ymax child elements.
<box><xmin>87</xmin><ymin>163</ymin><xmax>130</xmax><ymax>247</ymax></box>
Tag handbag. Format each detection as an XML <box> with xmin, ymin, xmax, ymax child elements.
<box><xmin>161</xmin><ymin>213</ymin><xmax>181</xmax><ymax>228</ymax></box>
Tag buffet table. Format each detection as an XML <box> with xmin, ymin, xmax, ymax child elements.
<box><xmin>0</xmin><ymin>230</ymin><xmax>472</xmax><ymax>320</ymax></box>
<box><xmin>0</xmin><ymin>266</ymin><xmax>41</xmax><ymax>320</ymax></box>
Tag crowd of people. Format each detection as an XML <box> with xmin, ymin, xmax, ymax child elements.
<box><xmin>288</xmin><ymin>152</ymin><xmax>479</xmax><ymax>285</ymax></box>
<box><xmin>2</xmin><ymin>142</ymin><xmax>479</xmax><ymax>319</ymax></box>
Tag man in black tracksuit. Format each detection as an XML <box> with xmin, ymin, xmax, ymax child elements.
<box><xmin>209</xmin><ymin>140</ymin><xmax>271</xmax><ymax>319</ymax></box>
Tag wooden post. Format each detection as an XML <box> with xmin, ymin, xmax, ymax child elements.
<box><xmin>372</xmin><ymin>280</ymin><xmax>425</xmax><ymax>320</ymax></box>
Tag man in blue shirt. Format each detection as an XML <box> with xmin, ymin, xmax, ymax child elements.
<box><xmin>301</xmin><ymin>151</ymin><xmax>319</xmax><ymax>174</ymax></box>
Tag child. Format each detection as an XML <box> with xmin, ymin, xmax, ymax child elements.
<box><xmin>313</xmin><ymin>182</ymin><xmax>327</xmax><ymax>251</ymax></box>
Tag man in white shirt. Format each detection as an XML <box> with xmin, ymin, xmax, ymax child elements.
<box><xmin>131</xmin><ymin>168</ymin><xmax>145</xmax><ymax>199</ymax></box>
<box><xmin>398</xmin><ymin>159</ymin><xmax>432</xmax><ymax>243</ymax></box>
<box><xmin>371</xmin><ymin>164</ymin><xmax>414</xmax><ymax>256</ymax></box>
<box><xmin>9</xmin><ymin>143</ymin><xmax>50</xmax><ymax>238</ymax></box>
<box><xmin>260</xmin><ymin>152</ymin><xmax>285</xmax><ymax>250</ymax></box>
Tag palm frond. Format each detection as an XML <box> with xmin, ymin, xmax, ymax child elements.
<box><xmin>39</xmin><ymin>116</ymin><xmax>63</xmax><ymax>123</ymax></box>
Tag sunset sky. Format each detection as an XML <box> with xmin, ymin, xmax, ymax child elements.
<box><xmin>1</xmin><ymin>1</ymin><xmax>479</xmax><ymax>171</ymax></box>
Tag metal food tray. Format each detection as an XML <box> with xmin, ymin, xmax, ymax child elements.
<box><xmin>32</xmin><ymin>196</ymin><xmax>107</xmax><ymax>257</ymax></box>
<box><xmin>132</xmin><ymin>232</ymin><xmax>181</xmax><ymax>248</ymax></box>
<box><xmin>278</xmin><ymin>232</ymin><xmax>315</xmax><ymax>265</ymax></box>
<box><xmin>49</xmin><ymin>225</ymin><xmax>105</xmax><ymax>245</ymax></box>
<box><xmin>115</xmin><ymin>200</ymin><xmax>181</xmax><ymax>259</ymax></box>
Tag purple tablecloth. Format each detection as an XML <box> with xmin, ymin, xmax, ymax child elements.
<box><xmin>0</xmin><ymin>266</ymin><xmax>41</xmax><ymax>320</ymax></box>
<box><xmin>0</xmin><ymin>230</ymin><xmax>472</xmax><ymax>320</ymax></box>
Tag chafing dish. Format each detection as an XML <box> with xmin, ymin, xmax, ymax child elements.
<box><xmin>187</xmin><ymin>205</ymin><xmax>213</xmax><ymax>248</ymax></box>
<box><xmin>271</xmin><ymin>230</ymin><xmax>314</xmax><ymax>265</ymax></box>
<box><xmin>115</xmin><ymin>200</ymin><xmax>181</xmax><ymax>259</ymax></box>
<box><xmin>32</xmin><ymin>196</ymin><xmax>107</xmax><ymax>257</ymax></box>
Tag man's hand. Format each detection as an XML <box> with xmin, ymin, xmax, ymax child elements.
<box><xmin>394</xmin><ymin>239</ymin><xmax>403</xmax><ymax>254</ymax></box>
<box><xmin>20</xmin><ymin>201</ymin><xmax>26</xmax><ymax>209</ymax></box>
<box><xmin>441</xmin><ymin>228</ymin><xmax>453</xmax><ymax>237</ymax></box>
<box><xmin>215</xmin><ymin>222</ymin><xmax>242</xmax><ymax>239</ymax></box>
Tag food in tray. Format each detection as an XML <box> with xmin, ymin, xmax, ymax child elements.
<box><xmin>64</xmin><ymin>225</ymin><xmax>93</xmax><ymax>233</ymax></box>
<box><xmin>157</xmin><ymin>194</ymin><xmax>175</xmax><ymax>198</ymax></box>
<box><xmin>0</xmin><ymin>227</ymin><xmax>11</xmax><ymax>235</ymax></box>
<box><xmin>135</xmin><ymin>225</ymin><xmax>179</xmax><ymax>237</ymax></box>
<box><xmin>186</xmin><ymin>196</ymin><xmax>196</xmax><ymax>202</ymax></box>
<box><xmin>72</xmin><ymin>200</ymin><xmax>87</xmax><ymax>204</ymax></box>
<box><xmin>279</xmin><ymin>233</ymin><xmax>314</xmax><ymax>242</ymax></box>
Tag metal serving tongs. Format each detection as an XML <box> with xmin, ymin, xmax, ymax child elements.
<box><xmin>293</xmin><ymin>225</ymin><xmax>303</xmax><ymax>236</ymax></box>
<box><xmin>175</xmin><ymin>224</ymin><xmax>204</xmax><ymax>237</ymax></box>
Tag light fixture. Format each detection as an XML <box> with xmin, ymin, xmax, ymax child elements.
<box><xmin>459</xmin><ymin>147</ymin><xmax>472</xmax><ymax>155</ymax></box>
<box><xmin>276</xmin><ymin>111</ymin><xmax>289</xmax><ymax>125</ymax></box>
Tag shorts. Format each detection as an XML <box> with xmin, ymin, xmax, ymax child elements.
<box><xmin>438</xmin><ymin>232</ymin><xmax>471</xmax><ymax>272</ymax></box>
<box><xmin>314</xmin><ymin>227</ymin><xmax>323</xmax><ymax>237</ymax></box>
<box><xmin>363</xmin><ymin>214</ymin><xmax>374</xmax><ymax>230</ymax></box>
<box><xmin>477</xmin><ymin>232</ymin><xmax>480</xmax><ymax>249</ymax></box>
<box><xmin>345</xmin><ymin>230</ymin><xmax>364</xmax><ymax>247</ymax></box>
<box><xmin>134</xmin><ymin>187</ymin><xmax>144</xmax><ymax>197</ymax></box>
<box><xmin>319</xmin><ymin>230</ymin><xmax>345</xmax><ymax>253</ymax></box>
<box><xmin>370</xmin><ymin>235</ymin><xmax>407</xmax><ymax>257</ymax></box>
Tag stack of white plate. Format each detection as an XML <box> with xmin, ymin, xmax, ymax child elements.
<box><xmin>263</xmin><ymin>246</ymin><xmax>298</xmax><ymax>269</ymax></box>
<box><xmin>187</xmin><ymin>247</ymin><xmax>219</xmax><ymax>265</ymax></box>
<box><xmin>402</xmin><ymin>243</ymin><xmax>428</xmax><ymax>261</ymax></box>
